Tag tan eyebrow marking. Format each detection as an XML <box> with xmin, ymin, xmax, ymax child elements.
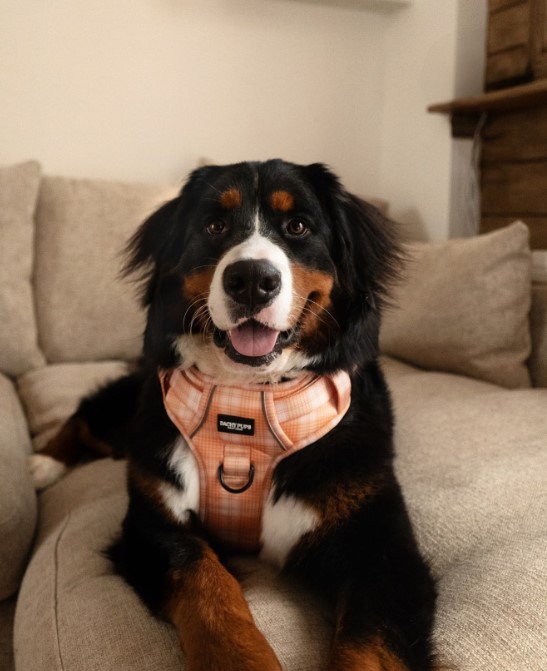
<box><xmin>219</xmin><ymin>188</ymin><xmax>242</xmax><ymax>209</ymax></box>
<box><xmin>270</xmin><ymin>190</ymin><xmax>295</xmax><ymax>212</ymax></box>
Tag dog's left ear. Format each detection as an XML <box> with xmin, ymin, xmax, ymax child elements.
<box><xmin>303</xmin><ymin>163</ymin><xmax>402</xmax><ymax>367</ymax></box>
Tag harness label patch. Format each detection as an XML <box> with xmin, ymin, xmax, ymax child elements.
<box><xmin>217</xmin><ymin>414</ymin><xmax>255</xmax><ymax>436</ymax></box>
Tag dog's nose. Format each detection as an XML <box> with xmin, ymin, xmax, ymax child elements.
<box><xmin>223</xmin><ymin>260</ymin><xmax>282</xmax><ymax>308</ymax></box>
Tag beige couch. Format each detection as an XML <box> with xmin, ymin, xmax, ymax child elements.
<box><xmin>1</xmin><ymin>160</ymin><xmax>546</xmax><ymax>671</ymax></box>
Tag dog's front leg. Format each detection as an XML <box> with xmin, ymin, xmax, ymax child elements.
<box><xmin>164</xmin><ymin>545</ymin><xmax>282</xmax><ymax>671</ymax></box>
<box><xmin>283</xmin><ymin>485</ymin><xmax>436</xmax><ymax>671</ymax></box>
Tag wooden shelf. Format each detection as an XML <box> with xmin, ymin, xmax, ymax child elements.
<box><xmin>428</xmin><ymin>78</ymin><xmax>547</xmax><ymax>115</ymax></box>
<box><xmin>428</xmin><ymin>79</ymin><xmax>547</xmax><ymax>138</ymax></box>
<box><xmin>290</xmin><ymin>0</ymin><xmax>411</xmax><ymax>9</ymax></box>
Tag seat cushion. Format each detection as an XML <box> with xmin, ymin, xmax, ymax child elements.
<box><xmin>383</xmin><ymin>357</ymin><xmax>547</xmax><ymax>670</ymax></box>
<box><xmin>14</xmin><ymin>459</ymin><xmax>330</xmax><ymax>671</ymax></box>
<box><xmin>0</xmin><ymin>161</ymin><xmax>46</xmax><ymax>376</ymax></box>
<box><xmin>14</xmin><ymin>360</ymin><xmax>547</xmax><ymax>670</ymax></box>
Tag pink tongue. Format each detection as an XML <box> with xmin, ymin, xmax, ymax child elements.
<box><xmin>229</xmin><ymin>322</ymin><xmax>280</xmax><ymax>357</ymax></box>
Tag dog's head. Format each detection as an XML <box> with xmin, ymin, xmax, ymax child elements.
<box><xmin>125</xmin><ymin>160</ymin><xmax>399</xmax><ymax>382</ymax></box>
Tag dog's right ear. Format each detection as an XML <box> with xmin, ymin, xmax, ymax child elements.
<box><xmin>123</xmin><ymin>166</ymin><xmax>219</xmax><ymax>306</ymax></box>
<box><xmin>122</xmin><ymin>197</ymin><xmax>181</xmax><ymax>306</ymax></box>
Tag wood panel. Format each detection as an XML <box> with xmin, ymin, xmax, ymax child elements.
<box><xmin>489</xmin><ymin>0</ymin><xmax>527</xmax><ymax>12</ymax></box>
<box><xmin>531</xmin><ymin>0</ymin><xmax>547</xmax><ymax>77</ymax></box>
<box><xmin>461</xmin><ymin>2</ymin><xmax>547</xmax><ymax>249</ymax></box>
<box><xmin>486</xmin><ymin>47</ymin><xmax>531</xmax><ymax>87</ymax></box>
<box><xmin>488</xmin><ymin>3</ymin><xmax>530</xmax><ymax>53</ymax></box>
<box><xmin>482</xmin><ymin>106</ymin><xmax>547</xmax><ymax>162</ymax></box>
<box><xmin>481</xmin><ymin>216</ymin><xmax>547</xmax><ymax>248</ymax></box>
<box><xmin>486</xmin><ymin>0</ymin><xmax>532</xmax><ymax>88</ymax></box>
<box><xmin>482</xmin><ymin>161</ymin><xmax>547</xmax><ymax>213</ymax></box>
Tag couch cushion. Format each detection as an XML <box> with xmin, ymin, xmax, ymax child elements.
<box><xmin>17</xmin><ymin>361</ymin><xmax>131</xmax><ymax>450</ymax></box>
<box><xmin>380</xmin><ymin>222</ymin><xmax>532</xmax><ymax>389</ymax></box>
<box><xmin>14</xmin><ymin>359</ymin><xmax>547</xmax><ymax>670</ymax></box>
<box><xmin>529</xmin><ymin>282</ymin><xmax>547</xmax><ymax>387</ymax></box>
<box><xmin>383</xmin><ymin>357</ymin><xmax>547</xmax><ymax>670</ymax></box>
<box><xmin>34</xmin><ymin>176</ymin><xmax>178</xmax><ymax>363</ymax></box>
<box><xmin>0</xmin><ymin>161</ymin><xmax>46</xmax><ymax>376</ymax></box>
<box><xmin>0</xmin><ymin>373</ymin><xmax>37</xmax><ymax>600</ymax></box>
<box><xmin>14</xmin><ymin>459</ymin><xmax>330</xmax><ymax>671</ymax></box>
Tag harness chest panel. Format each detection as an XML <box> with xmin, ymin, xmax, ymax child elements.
<box><xmin>160</xmin><ymin>366</ymin><xmax>351</xmax><ymax>552</ymax></box>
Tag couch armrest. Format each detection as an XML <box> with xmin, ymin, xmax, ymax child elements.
<box><xmin>0</xmin><ymin>372</ymin><xmax>37</xmax><ymax>600</ymax></box>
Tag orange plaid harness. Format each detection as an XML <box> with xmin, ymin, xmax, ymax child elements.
<box><xmin>160</xmin><ymin>366</ymin><xmax>352</xmax><ymax>552</ymax></box>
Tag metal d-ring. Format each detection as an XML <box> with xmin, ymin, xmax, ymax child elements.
<box><xmin>217</xmin><ymin>463</ymin><xmax>255</xmax><ymax>494</ymax></box>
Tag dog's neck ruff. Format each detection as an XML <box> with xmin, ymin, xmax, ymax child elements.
<box><xmin>160</xmin><ymin>366</ymin><xmax>352</xmax><ymax>552</ymax></box>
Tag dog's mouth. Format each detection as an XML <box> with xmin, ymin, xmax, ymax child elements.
<box><xmin>213</xmin><ymin>320</ymin><xmax>296</xmax><ymax>367</ymax></box>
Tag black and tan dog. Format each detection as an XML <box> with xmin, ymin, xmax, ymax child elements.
<box><xmin>32</xmin><ymin>160</ymin><xmax>437</xmax><ymax>671</ymax></box>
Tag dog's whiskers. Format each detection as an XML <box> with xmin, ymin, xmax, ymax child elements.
<box><xmin>292</xmin><ymin>290</ymin><xmax>340</xmax><ymax>329</ymax></box>
<box><xmin>183</xmin><ymin>296</ymin><xmax>208</xmax><ymax>330</ymax></box>
<box><xmin>189</xmin><ymin>303</ymin><xmax>210</xmax><ymax>333</ymax></box>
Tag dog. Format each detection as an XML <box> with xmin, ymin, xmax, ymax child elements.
<box><xmin>31</xmin><ymin>160</ymin><xmax>437</xmax><ymax>671</ymax></box>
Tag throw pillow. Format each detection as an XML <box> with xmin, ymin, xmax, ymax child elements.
<box><xmin>380</xmin><ymin>222</ymin><xmax>532</xmax><ymax>389</ymax></box>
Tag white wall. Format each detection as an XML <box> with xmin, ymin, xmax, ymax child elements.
<box><xmin>0</xmin><ymin>0</ymin><xmax>485</xmax><ymax>239</ymax></box>
<box><xmin>378</xmin><ymin>0</ymin><xmax>459</xmax><ymax>241</ymax></box>
<box><xmin>449</xmin><ymin>0</ymin><xmax>488</xmax><ymax>238</ymax></box>
<box><xmin>0</xmin><ymin>0</ymin><xmax>385</xmax><ymax>194</ymax></box>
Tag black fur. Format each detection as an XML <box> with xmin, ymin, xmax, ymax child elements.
<box><xmin>59</xmin><ymin>160</ymin><xmax>436</xmax><ymax>669</ymax></box>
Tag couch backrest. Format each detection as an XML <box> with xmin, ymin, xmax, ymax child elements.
<box><xmin>2</xmin><ymin>162</ymin><xmax>545</xmax><ymax>388</ymax></box>
<box><xmin>0</xmin><ymin>161</ymin><xmax>46</xmax><ymax>377</ymax></box>
<box><xmin>33</xmin><ymin>175</ymin><xmax>178</xmax><ymax>364</ymax></box>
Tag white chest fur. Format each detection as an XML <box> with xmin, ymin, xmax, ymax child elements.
<box><xmin>160</xmin><ymin>437</ymin><xmax>200</xmax><ymax>524</ymax></box>
<box><xmin>259</xmin><ymin>492</ymin><xmax>320</xmax><ymax>568</ymax></box>
<box><xmin>161</xmin><ymin>438</ymin><xmax>319</xmax><ymax>565</ymax></box>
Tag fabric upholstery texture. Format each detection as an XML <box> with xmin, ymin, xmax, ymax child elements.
<box><xmin>384</xmin><ymin>357</ymin><xmax>547</xmax><ymax>671</ymax></box>
<box><xmin>0</xmin><ymin>161</ymin><xmax>46</xmax><ymax>376</ymax></box>
<box><xmin>12</xmin><ymin>358</ymin><xmax>547</xmax><ymax>670</ymax></box>
<box><xmin>380</xmin><ymin>222</ymin><xmax>533</xmax><ymax>389</ymax></box>
<box><xmin>0</xmin><ymin>373</ymin><xmax>37</xmax><ymax>599</ymax></box>
<box><xmin>33</xmin><ymin>176</ymin><xmax>177</xmax><ymax>363</ymax></box>
<box><xmin>17</xmin><ymin>361</ymin><xmax>131</xmax><ymax>451</ymax></box>
<box><xmin>15</xmin><ymin>459</ymin><xmax>330</xmax><ymax>671</ymax></box>
<box><xmin>530</xmin><ymin>282</ymin><xmax>547</xmax><ymax>387</ymax></box>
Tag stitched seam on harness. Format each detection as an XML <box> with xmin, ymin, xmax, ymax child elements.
<box><xmin>53</xmin><ymin>509</ymin><xmax>71</xmax><ymax>671</ymax></box>
<box><xmin>261</xmin><ymin>391</ymin><xmax>287</xmax><ymax>450</ymax></box>
<box><xmin>190</xmin><ymin>385</ymin><xmax>217</xmax><ymax>438</ymax></box>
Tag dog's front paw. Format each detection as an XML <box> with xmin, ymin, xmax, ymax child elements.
<box><xmin>28</xmin><ymin>454</ymin><xmax>67</xmax><ymax>490</ymax></box>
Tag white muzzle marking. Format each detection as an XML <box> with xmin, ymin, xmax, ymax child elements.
<box><xmin>208</xmin><ymin>229</ymin><xmax>293</xmax><ymax>332</ymax></box>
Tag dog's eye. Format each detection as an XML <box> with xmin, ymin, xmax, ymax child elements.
<box><xmin>206</xmin><ymin>220</ymin><xmax>227</xmax><ymax>236</ymax></box>
<box><xmin>285</xmin><ymin>218</ymin><xmax>309</xmax><ymax>237</ymax></box>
